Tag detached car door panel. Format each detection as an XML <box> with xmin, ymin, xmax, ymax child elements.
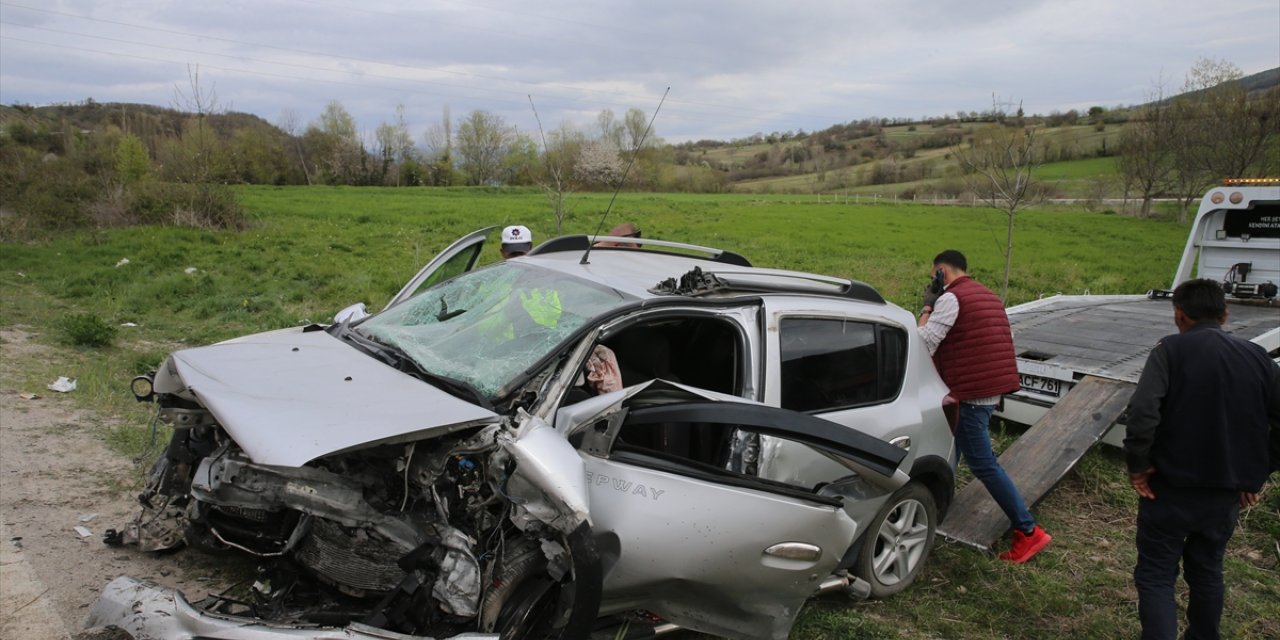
<box><xmin>576</xmin><ymin>398</ymin><xmax>907</xmax><ymax>640</ymax></box>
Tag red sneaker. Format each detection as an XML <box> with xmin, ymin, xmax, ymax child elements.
<box><xmin>1000</xmin><ymin>525</ymin><xmax>1051</xmax><ymax>563</ymax></box>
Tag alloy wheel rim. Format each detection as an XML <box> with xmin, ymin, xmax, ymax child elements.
<box><xmin>871</xmin><ymin>498</ymin><xmax>931</xmax><ymax>586</ymax></box>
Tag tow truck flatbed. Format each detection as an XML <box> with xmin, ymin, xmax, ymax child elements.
<box><xmin>1002</xmin><ymin>294</ymin><xmax>1278</xmax><ymax>444</ymax></box>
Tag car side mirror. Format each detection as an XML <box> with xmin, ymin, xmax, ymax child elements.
<box><xmin>334</xmin><ymin>302</ymin><xmax>370</xmax><ymax>324</ymax></box>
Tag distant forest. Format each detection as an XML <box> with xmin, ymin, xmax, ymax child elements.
<box><xmin>1</xmin><ymin>64</ymin><xmax>1274</xmax><ymax>236</ymax></box>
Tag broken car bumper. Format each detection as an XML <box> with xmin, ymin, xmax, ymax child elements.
<box><xmin>85</xmin><ymin>576</ymin><xmax>500</xmax><ymax>640</ymax></box>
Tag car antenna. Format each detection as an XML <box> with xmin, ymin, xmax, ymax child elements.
<box><xmin>581</xmin><ymin>87</ymin><xmax>670</xmax><ymax>265</ymax></box>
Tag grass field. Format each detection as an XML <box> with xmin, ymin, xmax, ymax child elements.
<box><xmin>1</xmin><ymin>186</ymin><xmax>1276</xmax><ymax>639</ymax></box>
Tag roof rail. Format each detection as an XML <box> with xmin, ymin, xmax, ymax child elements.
<box><xmin>650</xmin><ymin>266</ymin><xmax>886</xmax><ymax>304</ymax></box>
<box><xmin>529</xmin><ymin>235</ymin><xmax>752</xmax><ymax>267</ymax></box>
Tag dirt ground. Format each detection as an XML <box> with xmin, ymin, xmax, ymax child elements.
<box><xmin>0</xmin><ymin>328</ymin><xmax>220</xmax><ymax>639</ymax></box>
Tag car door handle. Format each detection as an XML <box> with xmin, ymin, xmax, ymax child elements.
<box><xmin>762</xmin><ymin>542</ymin><xmax>822</xmax><ymax>562</ymax></box>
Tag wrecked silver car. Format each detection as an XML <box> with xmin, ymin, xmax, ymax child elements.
<box><xmin>89</xmin><ymin>230</ymin><xmax>957</xmax><ymax>640</ymax></box>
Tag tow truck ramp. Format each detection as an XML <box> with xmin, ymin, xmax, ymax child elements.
<box><xmin>938</xmin><ymin>375</ymin><xmax>1134</xmax><ymax>551</ymax></box>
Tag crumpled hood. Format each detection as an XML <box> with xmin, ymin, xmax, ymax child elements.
<box><xmin>154</xmin><ymin>326</ymin><xmax>499</xmax><ymax>467</ymax></box>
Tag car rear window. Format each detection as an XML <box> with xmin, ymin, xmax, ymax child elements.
<box><xmin>779</xmin><ymin>317</ymin><xmax>907</xmax><ymax>412</ymax></box>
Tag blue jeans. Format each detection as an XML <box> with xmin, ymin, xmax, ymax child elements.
<box><xmin>1134</xmin><ymin>479</ymin><xmax>1238</xmax><ymax>640</ymax></box>
<box><xmin>954</xmin><ymin>403</ymin><xmax>1035</xmax><ymax>532</ymax></box>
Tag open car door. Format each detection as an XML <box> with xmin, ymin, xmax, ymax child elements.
<box><xmin>564</xmin><ymin>383</ymin><xmax>908</xmax><ymax>640</ymax></box>
<box><xmin>384</xmin><ymin>226</ymin><xmax>496</xmax><ymax>310</ymax></box>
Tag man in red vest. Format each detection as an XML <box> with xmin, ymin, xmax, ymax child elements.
<box><xmin>918</xmin><ymin>249</ymin><xmax>1052</xmax><ymax>563</ymax></box>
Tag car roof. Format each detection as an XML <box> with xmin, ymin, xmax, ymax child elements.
<box><xmin>521</xmin><ymin>237</ymin><xmax>886</xmax><ymax>305</ymax></box>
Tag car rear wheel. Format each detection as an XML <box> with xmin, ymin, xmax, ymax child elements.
<box><xmin>854</xmin><ymin>481</ymin><xmax>936</xmax><ymax>598</ymax></box>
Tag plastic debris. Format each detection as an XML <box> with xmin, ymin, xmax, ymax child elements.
<box><xmin>184</xmin><ymin>267</ymin><xmax>198</xmax><ymax>274</ymax></box>
<box><xmin>19</xmin><ymin>393</ymin><xmax>39</xmax><ymax>400</ymax></box>
<box><xmin>116</xmin><ymin>258</ymin><xmax>130</xmax><ymax>267</ymax></box>
<box><xmin>47</xmin><ymin>376</ymin><xmax>77</xmax><ymax>393</ymax></box>
<box><xmin>120</xmin><ymin>322</ymin><xmax>138</xmax><ymax>327</ymax></box>
<box><xmin>74</xmin><ymin>526</ymin><xmax>93</xmax><ymax>538</ymax></box>
<box><xmin>79</xmin><ymin>513</ymin><xmax>99</xmax><ymax>523</ymax></box>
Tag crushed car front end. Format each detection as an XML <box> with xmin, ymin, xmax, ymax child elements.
<box><xmin>92</xmin><ymin>323</ymin><xmax>604</xmax><ymax>640</ymax></box>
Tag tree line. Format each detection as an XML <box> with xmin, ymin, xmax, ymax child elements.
<box><xmin>1117</xmin><ymin>58</ymin><xmax>1280</xmax><ymax>221</ymax></box>
<box><xmin>1</xmin><ymin>58</ymin><xmax>1275</xmax><ymax>238</ymax></box>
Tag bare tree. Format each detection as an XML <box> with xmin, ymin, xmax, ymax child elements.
<box><xmin>1117</xmin><ymin>59</ymin><xmax>1279</xmax><ymax>223</ymax></box>
<box><xmin>954</xmin><ymin>107</ymin><xmax>1045</xmax><ymax>302</ymax></box>
<box><xmin>170</xmin><ymin>65</ymin><xmax>222</xmax><ymax>183</ymax></box>
<box><xmin>374</xmin><ymin>104</ymin><xmax>415</xmax><ymax>185</ymax></box>
<box><xmin>1177</xmin><ymin>58</ymin><xmax>1279</xmax><ymax>187</ymax></box>
<box><xmin>277</xmin><ymin>109</ymin><xmax>312</xmax><ymax>185</ymax></box>
<box><xmin>1117</xmin><ymin>113</ymin><xmax>1175</xmax><ymax>218</ymax></box>
<box><xmin>422</xmin><ymin>106</ymin><xmax>455</xmax><ymax>186</ymax></box>
<box><xmin>596</xmin><ymin>109</ymin><xmax>624</xmax><ymax>149</ymax></box>
<box><xmin>623</xmin><ymin>108</ymin><xmax>649</xmax><ymax>150</ymax></box>
<box><xmin>529</xmin><ymin>97</ymin><xmax>585</xmax><ymax>232</ymax></box>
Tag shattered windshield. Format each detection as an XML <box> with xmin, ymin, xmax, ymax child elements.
<box><xmin>359</xmin><ymin>262</ymin><xmax>631</xmax><ymax>398</ymax></box>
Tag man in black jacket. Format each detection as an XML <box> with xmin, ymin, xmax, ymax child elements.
<box><xmin>1123</xmin><ymin>278</ymin><xmax>1280</xmax><ymax>640</ymax></box>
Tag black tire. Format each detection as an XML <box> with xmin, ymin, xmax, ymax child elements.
<box><xmin>481</xmin><ymin>523</ymin><xmax>601</xmax><ymax>640</ymax></box>
<box><xmin>853</xmin><ymin>481</ymin><xmax>937</xmax><ymax>598</ymax></box>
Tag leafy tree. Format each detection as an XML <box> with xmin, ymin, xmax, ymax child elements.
<box><xmin>306</xmin><ymin>100</ymin><xmax>368</xmax><ymax>184</ymax></box>
<box><xmin>114</xmin><ymin>133</ymin><xmax>151</xmax><ymax>185</ymax></box>
<box><xmin>455</xmin><ymin>110</ymin><xmax>517</xmax><ymax>185</ymax></box>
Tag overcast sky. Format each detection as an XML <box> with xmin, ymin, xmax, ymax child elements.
<box><xmin>2</xmin><ymin>0</ymin><xmax>1277</xmax><ymax>144</ymax></box>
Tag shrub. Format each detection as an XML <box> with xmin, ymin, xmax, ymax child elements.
<box><xmin>133</xmin><ymin>181</ymin><xmax>246</xmax><ymax>229</ymax></box>
<box><xmin>58</xmin><ymin>313</ymin><xmax>118</xmax><ymax>347</ymax></box>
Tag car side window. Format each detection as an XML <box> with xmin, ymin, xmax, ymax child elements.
<box><xmin>779</xmin><ymin>317</ymin><xmax>907</xmax><ymax>412</ymax></box>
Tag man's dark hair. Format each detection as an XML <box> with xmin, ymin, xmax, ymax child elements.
<box><xmin>1172</xmin><ymin>278</ymin><xmax>1226</xmax><ymax>322</ymax></box>
<box><xmin>933</xmin><ymin>249</ymin><xmax>967</xmax><ymax>272</ymax></box>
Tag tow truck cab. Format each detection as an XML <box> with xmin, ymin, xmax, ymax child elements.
<box><xmin>1172</xmin><ymin>181</ymin><xmax>1280</xmax><ymax>299</ymax></box>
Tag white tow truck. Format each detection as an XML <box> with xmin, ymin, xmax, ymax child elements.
<box><xmin>997</xmin><ymin>181</ymin><xmax>1280</xmax><ymax>445</ymax></box>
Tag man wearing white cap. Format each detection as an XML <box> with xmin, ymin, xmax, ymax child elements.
<box><xmin>501</xmin><ymin>225</ymin><xmax>534</xmax><ymax>259</ymax></box>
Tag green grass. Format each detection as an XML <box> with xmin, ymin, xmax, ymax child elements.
<box><xmin>3</xmin><ymin>186</ymin><xmax>1275</xmax><ymax>639</ymax></box>
<box><xmin>714</xmin><ymin>122</ymin><xmax>1124</xmax><ymax>197</ymax></box>
<box><xmin>1034</xmin><ymin>156</ymin><xmax>1119</xmax><ymax>181</ymax></box>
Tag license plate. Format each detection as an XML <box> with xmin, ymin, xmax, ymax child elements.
<box><xmin>1019</xmin><ymin>374</ymin><xmax>1062</xmax><ymax>397</ymax></box>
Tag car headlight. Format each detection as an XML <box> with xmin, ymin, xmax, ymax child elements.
<box><xmin>131</xmin><ymin>374</ymin><xmax>155</xmax><ymax>402</ymax></box>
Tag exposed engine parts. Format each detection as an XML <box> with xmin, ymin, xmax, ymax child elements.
<box><xmin>108</xmin><ymin>402</ymin><xmax>579</xmax><ymax>638</ymax></box>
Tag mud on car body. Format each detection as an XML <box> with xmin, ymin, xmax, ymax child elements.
<box><xmin>89</xmin><ymin>230</ymin><xmax>957</xmax><ymax>640</ymax></box>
